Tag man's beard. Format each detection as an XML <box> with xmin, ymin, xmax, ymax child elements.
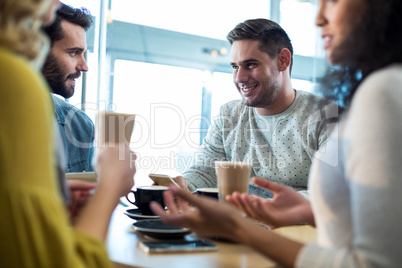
<box><xmin>242</xmin><ymin>75</ymin><xmax>280</xmax><ymax>108</ymax></box>
<box><xmin>42</xmin><ymin>53</ymin><xmax>80</xmax><ymax>99</ymax></box>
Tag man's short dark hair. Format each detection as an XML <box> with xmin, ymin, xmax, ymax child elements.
<box><xmin>42</xmin><ymin>3</ymin><xmax>93</xmax><ymax>46</ymax></box>
<box><xmin>227</xmin><ymin>18</ymin><xmax>294</xmax><ymax>74</ymax></box>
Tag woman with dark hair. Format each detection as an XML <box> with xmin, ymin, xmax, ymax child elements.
<box><xmin>151</xmin><ymin>0</ymin><xmax>402</xmax><ymax>267</ymax></box>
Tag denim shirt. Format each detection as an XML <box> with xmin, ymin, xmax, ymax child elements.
<box><xmin>51</xmin><ymin>94</ymin><xmax>94</xmax><ymax>172</ymax></box>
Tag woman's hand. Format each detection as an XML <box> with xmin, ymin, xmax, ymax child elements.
<box><xmin>67</xmin><ymin>180</ymin><xmax>97</xmax><ymax>223</ymax></box>
<box><xmin>74</xmin><ymin>144</ymin><xmax>137</xmax><ymax>240</ymax></box>
<box><xmin>151</xmin><ymin>185</ymin><xmax>306</xmax><ymax>268</ymax></box>
<box><xmin>226</xmin><ymin>177</ymin><xmax>315</xmax><ymax>228</ymax></box>
<box><xmin>96</xmin><ymin>144</ymin><xmax>136</xmax><ymax>197</ymax></box>
<box><xmin>150</xmin><ymin>187</ymin><xmax>247</xmax><ymax>242</ymax></box>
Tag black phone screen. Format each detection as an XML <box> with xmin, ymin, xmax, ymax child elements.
<box><xmin>139</xmin><ymin>240</ymin><xmax>217</xmax><ymax>253</ymax></box>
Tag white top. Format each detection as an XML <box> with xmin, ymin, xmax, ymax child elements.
<box><xmin>296</xmin><ymin>64</ymin><xmax>402</xmax><ymax>267</ymax></box>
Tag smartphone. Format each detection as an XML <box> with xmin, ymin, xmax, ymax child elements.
<box><xmin>138</xmin><ymin>240</ymin><xmax>218</xmax><ymax>253</ymax></box>
<box><xmin>149</xmin><ymin>173</ymin><xmax>180</xmax><ymax>187</ymax></box>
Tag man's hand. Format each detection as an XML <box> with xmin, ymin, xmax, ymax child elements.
<box><xmin>172</xmin><ymin>175</ymin><xmax>189</xmax><ymax>190</ymax></box>
<box><xmin>67</xmin><ymin>180</ymin><xmax>97</xmax><ymax>223</ymax></box>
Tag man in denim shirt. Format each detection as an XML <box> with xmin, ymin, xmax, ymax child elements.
<box><xmin>42</xmin><ymin>4</ymin><xmax>94</xmax><ymax>172</ymax></box>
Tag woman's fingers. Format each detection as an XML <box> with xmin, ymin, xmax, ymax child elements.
<box><xmin>240</xmin><ymin>194</ymin><xmax>266</xmax><ymax>219</ymax></box>
<box><xmin>153</xmin><ymin>187</ymin><xmax>198</xmax><ymax>217</ymax></box>
<box><xmin>226</xmin><ymin>192</ymin><xmax>247</xmax><ymax>211</ymax></box>
<box><xmin>150</xmin><ymin>201</ymin><xmax>166</xmax><ymax>216</ymax></box>
<box><xmin>163</xmin><ymin>190</ymin><xmax>179</xmax><ymax>215</ymax></box>
<box><xmin>252</xmin><ymin>177</ymin><xmax>288</xmax><ymax>195</ymax></box>
<box><xmin>169</xmin><ymin>187</ymin><xmax>213</xmax><ymax>210</ymax></box>
<box><xmin>67</xmin><ymin>180</ymin><xmax>97</xmax><ymax>191</ymax></box>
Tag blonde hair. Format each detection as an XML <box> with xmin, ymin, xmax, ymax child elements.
<box><xmin>0</xmin><ymin>0</ymin><xmax>51</xmax><ymax>68</ymax></box>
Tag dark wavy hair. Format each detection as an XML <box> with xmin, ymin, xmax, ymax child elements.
<box><xmin>41</xmin><ymin>3</ymin><xmax>93</xmax><ymax>46</ymax></box>
<box><xmin>321</xmin><ymin>0</ymin><xmax>402</xmax><ymax>109</ymax></box>
<box><xmin>227</xmin><ymin>18</ymin><xmax>294</xmax><ymax>75</ymax></box>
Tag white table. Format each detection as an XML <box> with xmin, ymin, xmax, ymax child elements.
<box><xmin>107</xmin><ymin>205</ymin><xmax>317</xmax><ymax>268</ymax></box>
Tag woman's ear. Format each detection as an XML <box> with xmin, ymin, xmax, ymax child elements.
<box><xmin>277</xmin><ymin>48</ymin><xmax>291</xmax><ymax>72</ymax></box>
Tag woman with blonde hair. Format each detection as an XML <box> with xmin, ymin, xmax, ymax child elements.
<box><xmin>0</xmin><ymin>0</ymin><xmax>136</xmax><ymax>267</ymax></box>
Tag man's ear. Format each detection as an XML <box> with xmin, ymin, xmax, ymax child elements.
<box><xmin>277</xmin><ymin>48</ymin><xmax>291</xmax><ymax>72</ymax></box>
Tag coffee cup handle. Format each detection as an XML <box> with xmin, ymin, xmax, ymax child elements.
<box><xmin>126</xmin><ymin>190</ymin><xmax>137</xmax><ymax>206</ymax></box>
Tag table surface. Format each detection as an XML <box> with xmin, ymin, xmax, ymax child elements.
<box><xmin>108</xmin><ymin>205</ymin><xmax>317</xmax><ymax>268</ymax></box>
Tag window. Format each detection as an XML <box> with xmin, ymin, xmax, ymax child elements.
<box><xmin>210</xmin><ymin>72</ymin><xmax>240</xmax><ymax>118</ymax></box>
<box><xmin>112</xmin><ymin>60</ymin><xmax>204</xmax><ymax>180</ymax></box>
<box><xmin>61</xmin><ymin>0</ymin><xmax>326</xmax><ymax>184</ymax></box>
<box><xmin>280</xmin><ymin>0</ymin><xmax>319</xmax><ymax>57</ymax></box>
<box><xmin>110</xmin><ymin>0</ymin><xmax>270</xmax><ymax>40</ymax></box>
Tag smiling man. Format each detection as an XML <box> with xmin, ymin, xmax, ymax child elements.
<box><xmin>42</xmin><ymin>4</ymin><xmax>94</xmax><ymax>173</ymax></box>
<box><xmin>175</xmin><ymin>19</ymin><xmax>339</xmax><ymax>198</ymax></box>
